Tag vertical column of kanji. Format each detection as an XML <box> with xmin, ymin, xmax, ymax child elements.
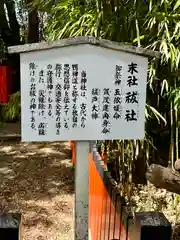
<box><xmin>63</xmin><ymin>64</ymin><xmax>70</xmax><ymax>130</ymax></box>
<box><xmin>55</xmin><ymin>64</ymin><xmax>62</xmax><ymax>135</ymax></box>
<box><xmin>47</xmin><ymin>64</ymin><xmax>53</xmax><ymax>118</ymax></box>
<box><xmin>38</xmin><ymin>63</ymin><xmax>53</xmax><ymax>137</ymax></box>
<box><xmin>72</xmin><ymin>64</ymin><xmax>79</xmax><ymax>129</ymax></box>
<box><xmin>91</xmin><ymin>88</ymin><xmax>101</xmax><ymax>121</ymax></box>
<box><xmin>113</xmin><ymin>65</ymin><xmax>123</xmax><ymax>121</ymax></box>
<box><xmin>125</xmin><ymin>62</ymin><xmax>139</xmax><ymax>123</ymax></box>
<box><xmin>37</xmin><ymin>67</ymin><xmax>46</xmax><ymax>136</ymax></box>
<box><xmin>29</xmin><ymin>63</ymin><xmax>37</xmax><ymax>134</ymax></box>
<box><xmin>80</xmin><ymin>70</ymin><xmax>87</xmax><ymax>129</ymax></box>
<box><xmin>101</xmin><ymin>88</ymin><xmax>111</xmax><ymax>136</ymax></box>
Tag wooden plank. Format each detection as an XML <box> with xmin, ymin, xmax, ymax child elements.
<box><xmin>0</xmin><ymin>134</ymin><xmax>21</xmax><ymax>140</ymax></box>
<box><xmin>8</xmin><ymin>36</ymin><xmax>160</xmax><ymax>58</ymax></box>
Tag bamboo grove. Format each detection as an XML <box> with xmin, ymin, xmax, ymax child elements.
<box><xmin>31</xmin><ymin>0</ymin><xmax>180</xmax><ymax>192</ymax></box>
<box><xmin>2</xmin><ymin>0</ymin><xmax>180</xmax><ymax>197</ymax></box>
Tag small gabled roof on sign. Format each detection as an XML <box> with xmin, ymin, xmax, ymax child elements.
<box><xmin>8</xmin><ymin>36</ymin><xmax>160</xmax><ymax>58</ymax></box>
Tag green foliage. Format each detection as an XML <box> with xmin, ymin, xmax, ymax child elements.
<box><xmin>1</xmin><ymin>92</ymin><xmax>21</xmax><ymax>122</ymax></box>
<box><xmin>0</xmin><ymin>36</ymin><xmax>7</xmax><ymax>61</ymax></box>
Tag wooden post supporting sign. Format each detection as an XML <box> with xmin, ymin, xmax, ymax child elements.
<box><xmin>75</xmin><ymin>141</ymin><xmax>90</xmax><ymax>239</ymax></box>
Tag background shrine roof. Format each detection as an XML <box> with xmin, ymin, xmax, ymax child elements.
<box><xmin>8</xmin><ymin>36</ymin><xmax>160</xmax><ymax>58</ymax></box>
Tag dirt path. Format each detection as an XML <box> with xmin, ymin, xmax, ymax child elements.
<box><xmin>0</xmin><ymin>140</ymin><xmax>74</xmax><ymax>240</ymax></box>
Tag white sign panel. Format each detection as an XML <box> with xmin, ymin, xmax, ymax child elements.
<box><xmin>20</xmin><ymin>44</ymin><xmax>148</xmax><ymax>141</ymax></box>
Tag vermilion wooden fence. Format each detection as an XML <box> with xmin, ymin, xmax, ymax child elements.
<box><xmin>70</xmin><ymin>141</ymin><xmax>172</xmax><ymax>240</ymax></box>
<box><xmin>70</xmin><ymin>141</ymin><xmax>130</xmax><ymax>239</ymax></box>
<box><xmin>0</xmin><ymin>66</ymin><xmax>8</xmax><ymax>104</ymax></box>
<box><xmin>89</xmin><ymin>150</ymin><xmax>130</xmax><ymax>239</ymax></box>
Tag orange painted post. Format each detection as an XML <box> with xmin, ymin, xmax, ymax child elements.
<box><xmin>104</xmin><ymin>191</ymin><xmax>111</xmax><ymax>240</ymax></box>
<box><xmin>0</xmin><ymin>66</ymin><xmax>8</xmax><ymax>104</ymax></box>
<box><xmin>96</xmin><ymin>172</ymin><xmax>103</xmax><ymax>240</ymax></box>
<box><xmin>0</xmin><ymin>66</ymin><xmax>14</xmax><ymax>104</ymax></box>
<box><xmin>98</xmin><ymin>182</ymin><xmax>104</xmax><ymax>240</ymax></box>
<box><xmin>69</xmin><ymin>141</ymin><xmax>76</xmax><ymax>165</ymax></box>
<box><xmin>108</xmin><ymin>202</ymin><xmax>116</xmax><ymax>239</ymax></box>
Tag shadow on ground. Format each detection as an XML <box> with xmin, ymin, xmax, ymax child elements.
<box><xmin>0</xmin><ymin>140</ymin><xmax>74</xmax><ymax>240</ymax></box>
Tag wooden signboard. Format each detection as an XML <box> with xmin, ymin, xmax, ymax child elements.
<box><xmin>8</xmin><ymin>36</ymin><xmax>159</xmax><ymax>240</ymax></box>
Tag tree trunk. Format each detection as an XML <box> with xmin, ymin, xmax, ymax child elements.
<box><xmin>27</xmin><ymin>0</ymin><xmax>39</xmax><ymax>43</ymax></box>
<box><xmin>146</xmin><ymin>164</ymin><xmax>180</xmax><ymax>194</ymax></box>
<box><xmin>5</xmin><ymin>0</ymin><xmax>20</xmax><ymax>45</ymax></box>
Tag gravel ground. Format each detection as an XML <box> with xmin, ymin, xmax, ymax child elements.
<box><xmin>0</xmin><ymin>140</ymin><xmax>74</xmax><ymax>240</ymax></box>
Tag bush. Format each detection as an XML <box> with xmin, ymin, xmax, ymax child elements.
<box><xmin>0</xmin><ymin>92</ymin><xmax>21</xmax><ymax>122</ymax></box>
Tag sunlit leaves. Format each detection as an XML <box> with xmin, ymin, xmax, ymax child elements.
<box><xmin>168</xmin><ymin>86</ymin><xmax>180</xmax><ymax>110</ymax></box>
<box><xmin>145</xmin><ymin>104</ymin><xmax>167</xmax><ymax>124</ymax></box>
<box><xmin>174</xmin><ymin>0</ymin><xmax>180</xmax><ymax>10</ymax></box>
<box><xmin>161</xmin><ymin>79</ymin><xmax>169</xmax><ymax>95</ymax></box>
